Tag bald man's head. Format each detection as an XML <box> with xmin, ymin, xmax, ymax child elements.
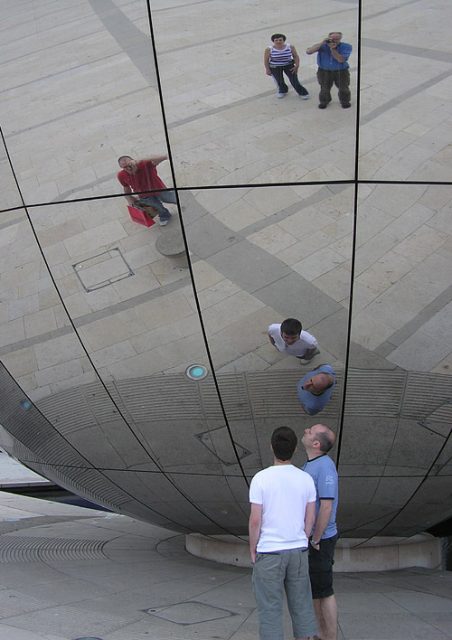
<box><xmin>302</xmin><ymin>424</ymin><xmax>336</xmax><ymax>453</ymax></box>
<box><xmin>303</xmin><ymin>372</ymin><xmax>334</xmax><ymax>395</ymax></box>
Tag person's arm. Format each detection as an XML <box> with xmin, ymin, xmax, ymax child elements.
<box><xmin>122</xmin><ymin>185</ymin><xmax>138</xmax><ymax>206</ymax></box>
<box><xmin>306</xmin><ymin>39</ymin><xmax>326</xmax><ymax>55</ymax></box>
<box><xmin>303</xmin><ymin>347</ymin><xmax>318</xmax><ymax>360</ymax></box>
<box><xmin>290</xmin><ymin>45</ymin><xmax>300</xmax><ymax>72</ymax></box>
<box><xmin>328</xmin><ymin>42</ymin><xmax>345</xmax><ymax>64</ymax></box>
<box><xmin>142</xmin><ymin>155</ymin><xmax>168</xmax><ymax>166</ymax></box>
<box><xmin>305</xmin><ymin>500</ymin><xmax>316</xmax><ymax>539</ymax></box>
<box><xmin>302</xmin><ymin>331</ymin><xmax>319</xmax><ymax>359</ymax></box>
<box><xmin>310</xmin><ymin>499</ymin><xmax>333</xmax><ymax>548</ymax></box>
<box><xmin>268</xmin><ymin>325</ymin><xmax>284</xmax><ymax>351</ymax></box>
<box><xmin>267</xmin><ymin>324</ymin><xmax>277</xmax><ymax>348</ymax></box>
<box><xmin>264</xmin><ymin>47</ymin><xmax>272</xmax><ymax>75</ymax></box>
<box><xmin>249</xmin><ymin>503</ymin><xmax>262</xmax><ymax>563</ymax></box>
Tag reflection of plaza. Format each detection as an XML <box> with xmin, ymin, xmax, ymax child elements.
<box><xmin>0</xmin><ymin>0</ymin><xmax>451</xmax><ymax>541</ymax></box>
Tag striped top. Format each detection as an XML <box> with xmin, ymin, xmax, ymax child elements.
<box><xmin>269</xmin><ymin>43</ymin><xmax>294</xmax><ymax>67</ymax></box>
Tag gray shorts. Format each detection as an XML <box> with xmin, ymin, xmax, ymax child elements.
<box><xmin>252</xmin><ymin>548</ymin><xmax>317</xmax><ymax>640</ymax></box>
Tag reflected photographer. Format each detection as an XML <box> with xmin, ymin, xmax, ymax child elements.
<box><xmin>306</xmin><ymin>32</ymin><xmax>352</xmax><ymax>109</ymax></box>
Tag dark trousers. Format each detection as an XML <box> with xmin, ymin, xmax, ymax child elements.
<box><xmin>270</xmin><ymin>64</ymin><xmax>309</xmax><ymax>96</ymax></box>
<box><xmin>317</xmin><ymin>68</ymin><xmax>351</xmax><ymax>105</ymax></box>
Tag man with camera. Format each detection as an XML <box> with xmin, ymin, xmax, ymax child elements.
<box><xmin>306</xmin><ymin>32</ymin><xmax>352</xmax><ymax>109</ymax></box>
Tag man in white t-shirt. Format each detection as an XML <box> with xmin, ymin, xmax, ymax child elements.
<box><xmin>268</xmin><ymin>318</ymin><xmax>319</xmax><ymax>363</ymax></box>
<box><xmin>249</xmin><ymin>427</ymin><xmax>318</xmax><ymax>640</ymax></box>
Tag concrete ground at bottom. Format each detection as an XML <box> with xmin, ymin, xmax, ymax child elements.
<box><xmin>0</xmin><ymin>492</ymin><xmax>451</xmax><ymax>640</ymax></box>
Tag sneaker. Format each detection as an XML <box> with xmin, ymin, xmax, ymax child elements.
<box><xmin>276</xmin><ymin>92</ymin><xmax>287</xmax><ymax>98</ymax></box>
<box><xmin>318</xmin><ymin>103</ymin><xmax>328</xmax><ymax>109</ymax></box>
<box><xmin>341</xmin><ymin>102</ymin><xmax>351</xmax><ymax>108</ymax></box>
<box><xmin>300</xmin><ymin>94</ymin><xmax>310</xmax><ymax>100</ymax></box>
<box><xmin>159</xmin><ymin>218</ymin><xmax>169</xmax><ymax>226</ymax></box>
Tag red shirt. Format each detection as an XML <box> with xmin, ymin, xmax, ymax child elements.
<box><xmin>117</xmin><ymin>159</ymin><xmax>166</xmax><ymax>194</ymax></box>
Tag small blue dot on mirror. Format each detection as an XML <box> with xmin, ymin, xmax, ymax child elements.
<box><xmin>186</xmin><ymin>364</ymin><xmax>208</xmax><ymax>380</ymax></box>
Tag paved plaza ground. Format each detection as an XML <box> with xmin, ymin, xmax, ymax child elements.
<box><xmin>0</xmin><ymin>493</ymin><xmax>451</xmax><ymax>640</ymax></box>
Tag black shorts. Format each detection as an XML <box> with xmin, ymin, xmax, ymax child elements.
<box><xmin>309</xmin><ymin>534</ymin><xmax>338</xmax><ymax>599</ymax></box>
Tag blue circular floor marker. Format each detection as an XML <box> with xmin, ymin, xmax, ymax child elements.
<box><xmin>185</xmin><ymin>364</ymin><xmax>208</xmax><ymax>381</ymax></box>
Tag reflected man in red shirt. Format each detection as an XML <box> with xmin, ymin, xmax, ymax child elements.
<box><xmin>117</xmin><ymin>155</ymin><xmax>176</xmax><ymax>226</ymax></box>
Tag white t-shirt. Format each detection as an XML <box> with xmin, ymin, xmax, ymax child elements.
<box><xmin>268</xmin><ymin>323</ymin><xmax>318</xmax><ymax>357</ymax></box>
<box><xmin>249</xmin><ymin>464</ymin><xmax>316</xmax><ymax>552</ymax></box>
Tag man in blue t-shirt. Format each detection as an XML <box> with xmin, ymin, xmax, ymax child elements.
<box><xmin>302</xmin><ymin>424</ymin><xmax>339</xmax><ymax>640</ymax></box>
<box><xmin>306</xmin><ymin>32</ymin><xmax>352</xmax><ymax>109</ymax></box>
<box><xmin>297</xmin><ymin>364</ymin><xmax>336</xmax><ymax>416</ymax></box>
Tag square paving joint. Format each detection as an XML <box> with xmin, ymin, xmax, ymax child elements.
<box><xmin>73</xmin><ymin>248</ymin><xmax>134</xmax><ymax>292</ymax></box>
<box><xmin>144</xmin><ymin>600</ymin><xmax>237</xmax><ymax>625</ymax></box>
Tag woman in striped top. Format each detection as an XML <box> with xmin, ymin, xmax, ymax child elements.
<box><xmin>264</xmin><ymin>33</ymin><xmax>310</xmax><ymax>100</ymax></box>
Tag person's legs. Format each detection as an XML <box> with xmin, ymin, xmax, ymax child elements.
<box><xmin>157</xmin><ymin>189</ymin><xmax>177</xmax><ymax>205</ymax></box>
<box><xmin>313</xmin><ymin>599</ymin><xmax>327</xmax><ymax>639</ymax></box>
<box><xmin>284</xmin><ymin>65</ymin><xmax>309</xmax><ymax>96</ymax></box>
<box><xmin>137</xmin><ymin>196</ymin><xmax>171</xmax><ymax>222</ymax></box>
<box><xmin>270</xmin><ymin>66</ymin><xmax>288</xmax><ymax>95</ymax></box>
<box><xmin>309</xmin><ymin>537</ymin><xmax>338</xmax><ymax>640</ymax></box>
<box><xmin>317</xmin><ymin>68</ymin><xmax>334</xmax><ymax>106</ymax></box>
<box><xmin>334</xmin><ymin>69</ymin><xmax>351</xmax><ymax>106</ymax></box>
<box><xmin>252</xmin><ymin>553</ymin><xmax>285</xmax><ymax>640</ymax></box>
<box><xmin>284</xmin><ymin>549</ymin><xmax>317</xmax><ymax>640</ymax></box>
<box><xmin>314</xmin><ymin>595</ymin><xmax>337</xmax><ymax>640</ymax></box>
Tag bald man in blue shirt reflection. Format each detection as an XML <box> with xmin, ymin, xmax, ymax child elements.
<box><xmin>297</xmin><ymin>364</ymin><xmax>336</xmax><ymax>416</ymax></box>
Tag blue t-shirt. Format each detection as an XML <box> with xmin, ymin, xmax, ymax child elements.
<box><xmin>317</xmin><ymin>42</ymin><xmax>352</xmax><ymax>70</ymax></box>
<box><xmin>302</xmin><ymin>455</ymin><xmax>338</xmax><ymax>539</ymax></box>
<box><xmin>297</xmin><ymin>364</ymin><xmax>336</xmax><ymax>416</ymax></box>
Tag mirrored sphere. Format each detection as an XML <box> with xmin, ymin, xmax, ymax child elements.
<box><xmin>1</xmin><ymin>0</ymin><xmax>451</xmax><ymax>539</ymax></box>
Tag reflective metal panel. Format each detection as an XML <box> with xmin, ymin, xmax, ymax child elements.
<box><xmin>0</xmin><ymin>0</ymin><xmax>169</xmax><ymax>203</ymax></box>
<box><xmin>182</xmin><ymin>184</ymin><xmax>353</xmax><ymax>470</ymax></box>
<box><xmin>360</xmin><ymin>0</ymin><xmax>452</xmax><ymax>181</ymax></box>
<box><xmin>0</xmin><ymin>132</ymin><xmax>22</xmax><ymax>213</ymax></box>
<box><xmin>151</xmin><ymin>1</ymin><xmax>358</xmax><ymax>185</ymax></box>
<box><xmin>341</xmin><ymin>183</ymin><xmax>452</xmax><ymax>537</ymax></box>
